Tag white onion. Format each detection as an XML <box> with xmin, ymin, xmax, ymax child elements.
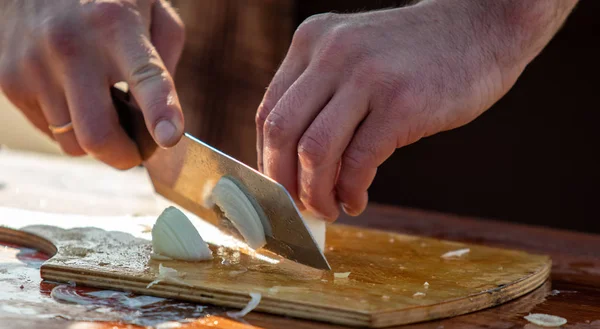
<box><xmin>151</xmin><ymin>206</ymin><xmax>213</xmax><ymax>261</ymax></box>
<box><xmin>211</xmin><ymin>177</ymin><xmax>267</xmax><ymax>249</ymax></box>
<box><xmin>226</xmin><ymin>292</ymin><xmax>262</xmax><ymax>318</ymax></box>
<box><xmin>441</xmin><ymin>248</ymin><xmax>470</xmax><ymax>259</ymax></box>
<box><xmin>301</xmin><ymin>211</ymin><xmax>326</xmax><ymax>252</ymax></box>
<box><xmin>524</xmin><ymin>313</ymin><xmax>567</xmax><ymax>327</ymax></box>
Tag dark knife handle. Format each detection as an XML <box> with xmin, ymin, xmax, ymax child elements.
<box><xmin>110</xmin><ymin>86</ymin><xmax>158</xmax><ymax>161</ymax></box>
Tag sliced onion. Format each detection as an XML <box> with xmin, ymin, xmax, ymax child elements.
<box><xmin>151</xmin><ymin>206</ymin><xmax>212</xmax><ymax>261</ymax></box>
<box><xmin>524</xmin><ymin>313</ymin><xmax>567</xmax><ymax>327</ymax></box>
<box><xmin>226</xmin><ymin>292</ymin><xmax>262</xmax><ymax>318</ymax></box>
<box><xmin>211</xmin><ymin>176</ymin><xmax>267</xmax><ymax>249</ymax></box>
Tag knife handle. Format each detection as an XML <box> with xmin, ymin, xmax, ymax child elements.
<box><xmin>110</xmin><ymin>86</ymin><xmax>158</xmax><ymax>161</ymax></box>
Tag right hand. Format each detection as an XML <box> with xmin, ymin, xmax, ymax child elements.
<box><xmin>0</xmin><ymin>0</ymin><xmax>185</xmax><ymax>169</ymax></box>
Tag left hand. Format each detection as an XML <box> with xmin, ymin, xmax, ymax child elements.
<box><xmin>255</xmin><ymin>1</ymin><xmax>571</xmax><ymax>221</ymax></box>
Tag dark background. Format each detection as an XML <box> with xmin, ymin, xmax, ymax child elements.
<box><xmin>297</xmin><ymin>0</ymin><xmax>599</xmax><ymax>234</ymax></box>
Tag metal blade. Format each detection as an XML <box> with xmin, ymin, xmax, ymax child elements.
<box><xmin>111</xmin><ymin>87</ymin><xmax>330</xmax><ymax>270</ymax></box>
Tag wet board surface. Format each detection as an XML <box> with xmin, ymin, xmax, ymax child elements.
<box><xmin>0</xmin><ymin>208</ymin><xmax>550</xmax><ymax>328</ymax></box>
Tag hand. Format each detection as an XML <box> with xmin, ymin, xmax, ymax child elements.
<box><xmin>0</xmin><ymin>0</ymin><xmax>185</xmax><ymax>169</ymax></box>
<box><xmin>256</xmin><ymin>0</ymin><xmax>576</xmax><ymax>220</ymax></box>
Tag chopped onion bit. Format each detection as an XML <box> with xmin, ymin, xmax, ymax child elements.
<box><xmin>334</xmin><ymin>272</ymin><xmax>351</xmax><ymax>279</ymax></box>
<box><xmin>147</xmin><ymin>264</ymin><xmax>192</xmax><ymax>289</ymax></box>
<box><xmin>441</xmin><ymin>248</ymin><xmax>470</xmax><ymax>259</ymax></box>
<box><xmin>227</xmin><ymin>292</ymin><xmax>262</xmax><ymax>318</ymax></box>
<box><xmin>413</xmin><ymin>292</ymin><xmax>426</xmax><ymax>298</ymax></box>
<box><xmin>524</xmin><ymin>313</ymin><xmax>567</xmax><ymax>327</ymax></box>
<box><xmin>424</xmin><ymin>282</ymin><xmax>430</xmax><ymax>289</ymax></box>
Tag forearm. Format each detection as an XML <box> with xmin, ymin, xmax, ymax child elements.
<box><xmin>419</xmin><ymin>0</ymin><xmax>578</xmax><ymax>70</ymax></box>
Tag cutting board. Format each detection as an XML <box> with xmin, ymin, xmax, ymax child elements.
<box><xmin>0</xmin><ymin>208</ymin><xmax>550</xmax><ymax>328</ymax></box>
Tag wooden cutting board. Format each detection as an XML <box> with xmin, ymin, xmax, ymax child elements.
<box><xmin>0</xmin><ymin>208</ymin><xmax>550</xmax><ymax>328</ymax></box>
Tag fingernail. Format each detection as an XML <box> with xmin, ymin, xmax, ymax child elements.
<box><xmin>154</xmin><ymin>120</ymin><xmax>178</xmax><ymax>147</ymax></box>
<box><xmin>342</xmin><ymin>203</ymin><xmax>358</xmax><ymax>216</ymax></box>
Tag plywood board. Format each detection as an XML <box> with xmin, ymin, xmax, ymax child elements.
<box><xmin>0</xmin><ymin>209</ymin><xmax>550</xmax><ymax>328</ymax></box>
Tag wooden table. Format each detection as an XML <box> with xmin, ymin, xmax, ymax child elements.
<box><xmin>0</xmin><ymin>149</ymin><xmax>599</xmax><ymax>328</ymax></box>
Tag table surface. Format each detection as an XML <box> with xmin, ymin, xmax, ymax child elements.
<box><xmin>0</xmin><ymin>148</ymin><xmax>599</xmax><ymax>329</ymax></box>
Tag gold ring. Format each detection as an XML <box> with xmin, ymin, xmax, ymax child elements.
<box><xmin>48</xmin><ymin>122</ymin><xmax>74</xmax><ymax>134</ymax></box>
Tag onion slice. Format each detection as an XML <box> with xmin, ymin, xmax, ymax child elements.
<box><xmin>151</xmin><ymin>206</ymin><xmax>212</xmax><ymax>261</ymax></box>
<box><xmin>524</xmin><ymin>313</ymin><xmax>567</xmax><ymax>327</ymax></box>
<box><xmin>226</xmin><ymin>292</ymin><xmax>262</xmax><ymax>318</ymax></box>
<box><xmin>211</xmin><ymin>176</ymin><xmax>267</xmax><ymax>249</ymax></box>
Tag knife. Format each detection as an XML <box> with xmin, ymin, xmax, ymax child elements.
<box><xmin>110</xmin><ymin>86</ymin><xmax>330</xmax><ymax>270</ymax></box>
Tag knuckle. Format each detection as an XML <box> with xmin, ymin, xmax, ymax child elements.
<box><xmin>42</xmin><ymin>17</ymin><xmax>82</xmax><ymax>58</ymax></box>
<box><xmin>297</xmin><ymin>133</ymin><xmax>330</xmax><ymax>168</ymax></box>
<box><xmin>342</xmin><ymin>146</ymin><xmax>377</xmax><ymax>170</ymax></box>
<box><xmin>84</xmin><ymin>1</ymin><xmax>129</xmax><ymax>31</ymax></box>
<box><xmin>263</xmin><ymin>111</ymin><xmax>288</xmax><ymax>145</ymax></box>
<box><xmin>255</xmin><ymin>101</ymin><xmax>271</xmax><ymax>130</ymax></box>
<box><xmin>77</xmin><ymin>125</ymin><xmax>113</xmax><ymax>154</ymax></box>
<box><xmin>128</xmin><ymin>60</ymin><xmax>167</xmax><ymax>90</ymax></box>
<box><xmin>21</xmin><ymin>47</ymin><xmax>44</xmax><ymax>76</ymax></box>
<box><xmin>292</xmin><ymin>12</ymin><xmax>338</xmax><ymax>50</ymax></box>
<box><xmin>319</xmin><ymin>25</ymin><xmax>353</xmax><ymax>58</ymax></box>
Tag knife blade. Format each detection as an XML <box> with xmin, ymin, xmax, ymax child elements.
<box><xmin>110</xmin><ymin>87</ymin><xmax>330</xmax><ymax>270</ymax></box>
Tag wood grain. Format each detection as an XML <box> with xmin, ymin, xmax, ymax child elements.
<box><xmin>1</xmin><ymin>150</ymin><xmax>599</xmax><ymax>329</ymax></box>
<box><xmin>2</xmin><ymin>213</ymin><xmax>550</xmax><ymax>327</ymax></box>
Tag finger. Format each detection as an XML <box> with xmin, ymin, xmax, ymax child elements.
<box><xmin>297</xmin><ymin>88</ymin><xmax>370</xmax><ymax>221</ymax></box>
<box><xmin>55</xmin><ymin>49</ymin><xmax>141</xmax><ymax>169</ymax></box>
<box><xmin>262</xmin><ymin>66</ymin><xmax>336</xmax><ymax>203</ymax></box>
<box><xmin>39</xmin><ymin>93</ymin><xmax>85</xmax><ymax>156</ymax></box>
<box><xmin>22</xmin><ymin>39</ymin><xmax>86</xmax><ymax>156</ymax></box>
<box><xmin>336</xmin><ymin>113</ymin><xmax>397</xmax><ymax>216</ymax></box>
<box><xmin>112</xmin><ymin>26</ymin><xmax>184</xmax><ymax>148</ymax></box>
<box><xmin>150</xmin><ymin>0</ymin><xmax>186</xmax><ymax>75</ymax></box>
<box><xmin>256</xmin><ymin>55</ymin><xmax>307</xmax><ymax>173</ymax></box>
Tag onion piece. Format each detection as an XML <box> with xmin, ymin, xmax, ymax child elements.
<box><xmin>211</xmin><ymin>177</ymin><xmax>267</xmax><ymax>249</ymax></box>
<box><xmin>334</xmin><ymin>272</ymin><xmax>351</xmax><ymax>279</ymax></box>
<box><xmin>524</xmin><ymin>313</ymin><xmax>567</xmax><ymax>327</ymax></box>
<box><xmin>413</xmin><ymin>292</ymin><xmax>426</xmax><ymax>298</ymax></box>
<box><xmin>441</xmin><ymin>248</ymin><xmax>470</xmax><ymax>259</ymax></box>
<box><xmin>301</xmin><ymin>211</ymin><xmax>326</xmax><ymax>252</ymax></box>
<box><xmin>147</xmin><ymin>264</ymin><xmax>192</xmax><ymax>288</ymax></box>
<box><xmin>151</xmin><ymin>207</ymin><xmax>213</xmax><ymax>261</ymax></box>
<box><xmin>226</xmin><ymin>292</ymin><xmax>262</xmax><ymax>318</ymax></box>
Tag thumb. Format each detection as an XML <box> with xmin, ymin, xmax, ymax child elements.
<box><xmin>112</xmin><ymin>29</ymin><xmax>184</xmax><ymax>148</ymax></box>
